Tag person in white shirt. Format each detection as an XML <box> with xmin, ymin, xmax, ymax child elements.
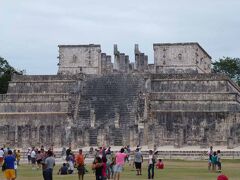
<box><xmin>0</xmin><ymin>148</ymin><xmax>4</xmax><ymax>166</ymax></box>
<box><xmin>207</xmin><ymin>146</ymin><xmax>213</xmax><ymax>171</ymax></box>
<box><xmin>31</xmin><ymin>148</ymin><xmax>36</xmax><ymax>169</ymax></box>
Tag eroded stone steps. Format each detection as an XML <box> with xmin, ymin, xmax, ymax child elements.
<box><xmin>150</xmin><ymin>101</ymin><xmax>240</xmax><ymax>112</ymax></box>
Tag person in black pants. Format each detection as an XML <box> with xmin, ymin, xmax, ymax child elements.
<box><xmin>92</xmin><ymin>156</ymin><xmax>103</xmax><ymax>180</ymax></box>
<box><xmin>147</xmin><ymin>150</ymin><xmax>155</xmax><ymax>179</ymax></box>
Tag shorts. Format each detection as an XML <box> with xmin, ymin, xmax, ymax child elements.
<box><xmin>135</xmin><ymin>162</ymin><xmax>142</xmax><ymax>169</ymax></box>
<box><xmin>37</xmin><ymin>159</ymin><xmax>42</xmax><ymax>164</ymax></box>
<box><xmin>77</xmin><ymin>165</ymin><xmax>85</xmax><ymax>175</ymax></box>
<box><xmin>28</xmin><ymin>155</ymin><xmax>31</xmax><ymax>161</ymax></box>
<box><xmin>114</xmin><ymin>164</ymin><xmax>123</xmax><ymax>173</ymax></box>
<box><xmin>0</xmin><ymin>157</ymin><xmax>3</xmax><ymax>164</ymax></box>
<box><xmin>217</xmin><ymin>162</ymin><xmax>221</xmax><ymax>168</ymax></box>
<box><xmin>31</xmin><ymin>158</ymin><xmax>36</xmax><ymax>164</ymax></box>
<box><xmin>4</xmin><ymin>169</ymin><xmax>16</xmax><ymax>179</ymax></box>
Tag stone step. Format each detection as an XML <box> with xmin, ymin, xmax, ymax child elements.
<box><xmin>149</xmin><ymin>92</ymin><xmax>240</xmax><ymax>102</ymax></box>
<box><xmin>0</xmin><ymin>102</ymin><xmax>68</xmax><ymax>113</ymax></box>
<box><xmin>0</xmin><ymin>93</ymin><xmax>69</xmax><ymax>102</ymax></box>
<box><xmin>150</xmin><ymin>101</ymin><xmax>240</xmax><ymax>112</ymax></box>
<box><xmin>89</xmin><ymin>129</ymin><xmax>98</xmax><ymax>146</ymax></box>
<box><xmin>151</xmin><ymin>80</ymin><xmax>229</xmax><ymax>93</ymax></box>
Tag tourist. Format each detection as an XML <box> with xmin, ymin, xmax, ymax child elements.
<box><xmin>61</xmin><ymin>147</ymin><xmax>66</xmax><ymax>160</ymax></box>
<box><xmin>67</xmin><ymin>153</ymin><xmax>74</xmax><ymax>174</ymax></box>
<box><xmin>3</xmin><ymin>150</ymin><xmax>16</xmax><ymax>180</ymax></box>
<box><xmin>148</xmin><ymin>150</ymin><xmax>155</xmax><ymax>179</ymax></box>
<box><xmin>3</xmin><ymin>146</ymin><xmax>9</xmax><ymax>156</ymax></box>
<box><xmin>75</xmin><ymin>149</ymin><xmax>85</xmax><ymax>180</ymax></box>
<box><xmin>36</xmin><ymin>150</ymin><xmax>42</xmax><ymax>169</ymax></box>
<box><xmin>57</xmin><ymin>163</ymin><xmax>68</xmax><ymax>175</ymax></box>
<box><xmin>89</xmin><ymin>147</ymin><xmax>94</xmax><ymax>155</ymax></box>
<box><xmin>106</xmin><ymin>148</ymin><xmax>114</xmax><ymax>179</ymax></box>
<box><xmin>14</xmin><ymin>159</ymin><xmax>18</xmax><ymax>179</ymax></box>
<box><xmin>30</xmin><ymin>147</ymin><xmax>36</xmax><ymax>169</ymax></box>
<box><xmin>102</xmin><ymin>156</ymin><xmax>107</xmax><ymax>180</ymax></box>
<box><xmin>92</xmin><ymin>156</ymin><xmax>103</xmax><ymax>180</ymax></box>
<box><xmin>134</xmin><ymin>148</ymin><xmax>143</xmax><ymax>175</ymax></box>
<box><xmin>125</xmin><ymin>145</ymin><xmax>131</xmax><ymax>165</ymax></box>
<box><xmin>211</xmin><ymin>151</ymin><xmax>218</xmax><ymax>171</ymax></box>
<box><xmin>217</xmin><ymin>150</ymin><xmax>222</xmax><ymax>172</ymax></box>
<box><xmin>15</xmin><ymin>150</ymin><xmax>20</xmax><ymax>166</ymax></box>
<box><xmin>207</xmin><ymin>146</ymin><xmax>213</xmax><ymax>170</ymax></box>
<box><xmin>26</xmin><ymin>148</ymin><xmax>31</xmax><ymax>164</ymax></box>
<box><xmin>102</xmin><ymin>147</ymin><xmax>107</xmax><ymax>159</ymax></box>
<box><xmin>156</xmin><ymin>159</ymin><xmax>164</xmax><ymax>169</ymax></box>
<box><xmin>94</xmin><ymin>148</ymin><xmax>100</xmax><ymax>159</ymax></box>
<box><xmin>99</xmin><ymin>147</ymin><xmax>103</xmax><ymax>158</ymax></box>
<box><xmin>42</xmin><ymin>150</ymin><xmax>55</xmax><ymax>180</ymax></box>
<box><xmin>113</xmin><ymin>148</ymin><xmax>127</xmax><ymax>180</ymax></box>
<box><xmin>65</xmin><ymin>146</ymin><xmax>71</xmax><ymax>161</ymax></box>
<box><xmin>0</xmin><ymin>147</ymin><xmax>4</xmax><ymax>166</ymax></box>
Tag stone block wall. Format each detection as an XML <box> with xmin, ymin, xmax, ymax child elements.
<box><xmin>0</xmin><ymin>75</ymin><xmax>83</xmax><ymax>148</ymax></box>
<box><xmin>58</xmin><ymin>45</ymin><xmax>102</xmax><ymax>75</ymax></box>
<box><xmin>1</xmin><ymin>73</ymin><xmax>240</xmax><ymax>149</ymax></box>
<box><xmin>153</xmin><ymin>43</ymin><xmax>212</xmax><ymax>74</ymax></box>
<box><xmin>146</xmin><ymin>73</ymin><xmax>240</xmax><ymax>148</ymax></box>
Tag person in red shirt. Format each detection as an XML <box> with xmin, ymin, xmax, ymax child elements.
<box><xmin>75</xmin><ymin>149</ymin><xmax>85</xmax><ymax>180</ymax></box>
<box><xmin>156</xmin><ymin>159</ymin><xmax>164</xmax><ymax>169</ymax></box>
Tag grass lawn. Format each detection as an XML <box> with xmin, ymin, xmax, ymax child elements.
<box><xmin>0</xmin><ymin>159</ymin><xmax>239</xmax><ymax>180</ymax></box>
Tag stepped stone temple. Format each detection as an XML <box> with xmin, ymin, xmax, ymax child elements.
<box><xmin>1</xmin><ymin>42</ymin><xmax>240</xmax><ymax>149</ymax></box>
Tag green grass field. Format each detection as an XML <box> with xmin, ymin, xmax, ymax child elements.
<box><xmin>0</xmin><ymin>160</ymin><xmax>239</xmax><ymax>180</ymax></box>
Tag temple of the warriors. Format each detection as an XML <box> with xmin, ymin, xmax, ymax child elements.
<box><xmin>1</xmin><ymin>42</ymin><xmax>240</xmax><ymax>149</ymax></box>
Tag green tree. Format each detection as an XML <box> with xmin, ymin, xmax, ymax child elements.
<box><xmin>0</xmin><ymin>56</ymin><xmax>21</xmax><ymax>94</ymax></box>
<box><xmin>212</xmin><ymin>57</ymin><xmax>240</xmax><ymax>86</ymax></box>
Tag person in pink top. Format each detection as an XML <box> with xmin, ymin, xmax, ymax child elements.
<box><xmin>113</xmin><ymin>148</ymin><xmax>127</xmax><ymax>180</ymax></box>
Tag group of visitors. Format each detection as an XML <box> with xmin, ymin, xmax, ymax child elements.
<box><xmin>87</xmin><ymin>146</ymin><xmax>164</xmax><ymax>180</ymax></box>
<box><xmin>207</xmin><ymin>146</ymin><xmax>222</xmax><ymax>173</ymax></box>
<box><xmin>0</xmin><ymin>146</ymin><xmax>21</xmax><ymax>180</ymax></box>
<box><xmin>0</xmin><ymin>144</ymin><xmax>230</xmax><ymax>180</ymax></box>
<box><xmin>26</xmin><ymin>146</ymin><xmax>56</xmax><ymax>180</ymax></box>
<box><xmin>27</xmin><ymin>146</ymin><xmax>56</xmax><ymax>180</ymax></box>
<box><xmin>133</xmin><ymin>147</ymin><xmax>164</xmax><ymax>179</ymax></box>
<box><xmin>0</xmin><ymin>145</ymin><xmax>55</xmax><ymax>180</ymax></box>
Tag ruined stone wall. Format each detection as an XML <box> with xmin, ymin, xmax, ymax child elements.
<box><xmin>154</xmin><ymin>43</ymin><xmax>211</xmax><ymax>74</ymax></box>
<box><xmin>58</xmin><ymin>45</ymin><xmax>101</xmax><ymax>75</ymax></box>
<box><xmin>146</xmin><ymin>74</ymin><xmax>240</xmax><ymax>148</ymax></box>
<box><xmin>0</xmin><ymin>75</ymin><xmax>83</xmax><ymax>148</ymax></box>
<box><xmin>101</xmin><ymin>54</ymin><xmax>113</xmax><ymax>74</ymax></box>
<box><xmin>1</xmin><ymin>70</ymin><xmax>240</xmax><ymax>149</ymax></box>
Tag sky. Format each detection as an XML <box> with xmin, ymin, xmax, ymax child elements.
<box><xmin>0</xmin><ymin>0</ymin><xmax>239</xmax><ymax>74</ymax></box>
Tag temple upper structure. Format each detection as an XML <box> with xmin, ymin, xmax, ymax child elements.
<box><xmin>58</xmin><ymin>42</ymin><xmax>212</xmax><ymax>75</ymax></box>
<box><xmin>153</xmin><ymin>43</ymin><xmax>212</xmax><ymax>74</ymax></box>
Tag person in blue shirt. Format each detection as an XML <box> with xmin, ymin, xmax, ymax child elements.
<box><xmin>58</xmin><ymin>163</ymin><xmax>68</xmax><ymax>175</ymax></box>
<box><xmin>3</xmin><ymin>150</ymin><xmax>16</xmax><ymax>180</ymax></box>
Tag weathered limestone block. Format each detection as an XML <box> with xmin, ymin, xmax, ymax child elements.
<box><xmin>153</xmin><ymin>43</ymin><xmax>212</xmax><ymax>74</ymax></box>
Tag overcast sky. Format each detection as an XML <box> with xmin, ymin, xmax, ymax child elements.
<box><xmin>0</xmin><ymin>0</ymin><xmax>239</xmax><ymax>74</ymax></box>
